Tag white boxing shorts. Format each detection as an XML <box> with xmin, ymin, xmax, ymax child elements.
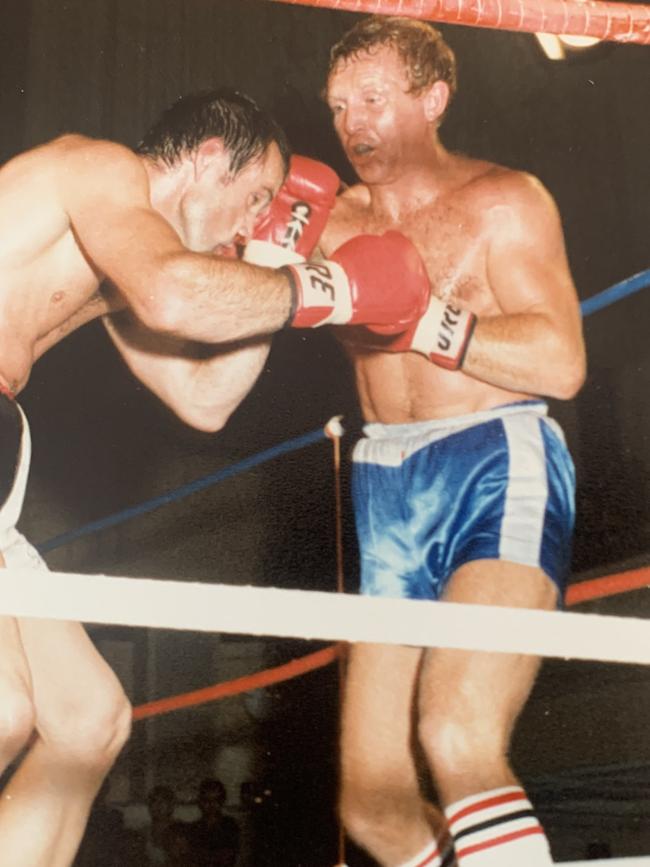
<box><xmin>0</xmin><ymin>393</ymin><xmax>48</xmax><ymax>570</ymax></box>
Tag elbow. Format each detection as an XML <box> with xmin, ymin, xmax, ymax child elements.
<box><xmin>176</xmin><ymin>403</ymin><xmax>235</xmax><ymax>434</ymax></box>
<box><xmin>134</xmin><ymin>287</ymin><xmax>186</xmax><ymax>337</ymax></box>
<box><xmin>548</xmin><ymin>343</ymin><xmax>587</xmax><ymax>400</ymax></box>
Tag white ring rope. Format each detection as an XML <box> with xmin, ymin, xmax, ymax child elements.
<box><xmin>2</xmin><ymin>568</ymin><xmax>650</xmax><ymax>665</ymax></box>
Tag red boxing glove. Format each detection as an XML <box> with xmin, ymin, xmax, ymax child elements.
<box><xmin>283</xmin><ymin>231</ymin><xmax>430</xmax><ymax>331</ymax></box>
<box><xmin>386</xmin><ymin>294</ymin><xmax>476</xmax><ymax>370</ymax></box>
<box><xmin>244</xmin><ymin>155</ymin><xmax>339</xmax><ymax>267</ymax></box>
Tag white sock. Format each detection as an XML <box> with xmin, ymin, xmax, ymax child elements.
<box><xmin>398</xmin><ymin>834</ymin><xmax>457</xmax><ymax>867</ymax></box>
<box><xmin>445</xmin><ymin>786</ymin><xmax>553</xmax><ymax>865</ymax></box>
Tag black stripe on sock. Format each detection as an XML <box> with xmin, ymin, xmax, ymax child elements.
<box><xmin>452</xmin><ymin>809</ymin><xmax>537</xmax><ymax>844</ymax></box>
<box><xmin>440</xmin><ymin>845</ymin><xmax>457</xmax><ymax>867</ymax></box>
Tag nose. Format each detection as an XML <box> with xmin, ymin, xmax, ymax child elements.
<box><xmin>342</xmin><ymin>101</ymin><xmax>367</xmax><ymax>135</ymax></box>
<box><xmin>238</xmin><ymin>209</ymin><xmax>260</xmax><ymax>243</ymax></box>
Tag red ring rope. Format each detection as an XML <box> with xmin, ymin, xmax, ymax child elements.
<box><xmin>268</xmin><ymin>0</ymin><xmax>650</xmax><ymax>45</ymax></box>
<box><xmin>132</xmin><ymin>643</ymin><xmax>343</xmax><ymax>721</ymax></box>
<box><xmin>564</xmin><ymin>565</ymin><xmax>650</xmax><ymax>606</ymax></box>
<box><xmin>130</xmin><ymin>565</ymin><xmax>650</xmax><ymax>721</ymax></box>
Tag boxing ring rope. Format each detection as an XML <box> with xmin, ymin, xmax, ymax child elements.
<box><xmin>37</xmin><ymin>426</ymin><xmax>328</xmax><ymax>554</ymax></box>
<box><xmin>124</xmin><ymin>560</ymin><xmax>650</xmax><ymax>722</ymax></box>
<box><xmin>133</xmin><ymin>643</ymin><xmax>341</xmax><ymax>721</ymax></box>
<box><xmin>3</xmin><ymin>568</ymin><xmax>650</xmax><ymax>664</ymax></box>
<box><xmin>13</xmin><ymin>268</ymin><xmax>650</xmax><ymax>865</ymax></box>
<box><xmin>35</xmin><ymin>268</ymin><xmax>650</xmax><ymax>557</ymax></box>
<box><xmin>268</xmin><ymin>0</ymin><xmax>650</xmax><ymax>44</ymax></box>
<box><xmin>26</xmin><ymin>266</ymin><xmax>650</xmax><ymax>725</ymax></box>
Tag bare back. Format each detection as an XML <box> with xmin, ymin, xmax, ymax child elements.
<box><xmin>322</xmin><ymin>155</ymin><xmax>553</xmax><ymax>423</ymax></box>
<box><xmin>0</xmin><ymin>136</ymin><xmax>133</xmax><ymax>394</ymax></box>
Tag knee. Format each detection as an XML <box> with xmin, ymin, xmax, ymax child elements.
<box><xmin>53</xmin><ymin>686</ymin><xmax>132</xmax><ymax>772</ymax></box>
<box><xmin>340</xmin><ymin>774</ymin><xmax>423</xmax><ymax>852</ymax></box>
<box><xmin>340</xmin><ymin>783</ymin><xmax>394</xmax><ymax>850</ymax></box>
<box><xmin>417</xmin><ymin>709</ymin><xmax>507</xmax><ymax>782</ymax></box>
<box><xmin>0</xmin><ymin>679</ymin><xmax>36</xmax><ymax>758</ymax></box>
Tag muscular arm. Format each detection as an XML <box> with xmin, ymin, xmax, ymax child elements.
<box><xmin>60</xmin><ymin>137</ymin><xmax>292</xmax><ymax>342</ymax></box>
<box><xmin>103</xmin><ymin>311</ymin><xmax>271</xmax><ymax>432</ymax></box>
<box><xmin>462</xmin><ymin>174</ymin><xmax>586</xmax><ymax>399</ymax></box>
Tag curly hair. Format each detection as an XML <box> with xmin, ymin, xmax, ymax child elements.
<box><xmin>328</xmin><ymin>15</ymin><xmax>456</xmax><ymax>104</ymax></box>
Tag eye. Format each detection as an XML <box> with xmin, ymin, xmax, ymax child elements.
<box><xmin>248</xmin><ymin>191</ymin><xmax>268</xmax><ymax>212</ymax></box>
<box><xmin>330</xmin><ymin>103</ymin><xmax>344</xmax><ymax>116</ymax></box>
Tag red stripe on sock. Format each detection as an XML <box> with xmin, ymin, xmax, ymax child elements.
<box><xmin>413</xmin><ymin>846</ymin><xmax>440</xmax><ymax>866</ymax></box>
<box><xmin>448</xmin><ymin>790</ymin><xmax>526</xmax><ymax>825</ymax></box>
<box><xmin>455</xmin><ymin>825</ymin><xmax>543</xmax><ymax>859</ymax></box>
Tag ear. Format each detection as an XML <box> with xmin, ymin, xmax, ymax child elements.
<box><xmin>422</xmin><ymin>81</ymin><xmax>450</xmax><ymax>124</ymax></box>
<box><xmin>193</xmin><ymin>137</ymin><xmax>229</xmax><ymax>181</ymax></box>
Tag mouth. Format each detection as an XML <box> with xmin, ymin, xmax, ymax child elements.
<box><xmin>346</xmin><ymin>138</ymin><xmax>378</xmax><ymax>162</ymax></box>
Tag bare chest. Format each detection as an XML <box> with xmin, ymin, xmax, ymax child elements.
<box><xmin>0</xmin><ymin>227</ymin><xmax>101</xmax><ymax>337</ymax></box>
<box><xmin>326</xmin><ymin>199</ymin><xmax>496</xmax><ymax>314</ymax></box>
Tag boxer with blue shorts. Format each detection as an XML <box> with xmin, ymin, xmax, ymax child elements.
<box><xmin>321</xmin><ymin>16</ymin><xmax>586</xmax><ymax>867</ymax></box>
<box><xmin>352</xmin><ymin>400</ymin><xmax>575</xmax><ymax>604</ymax></box>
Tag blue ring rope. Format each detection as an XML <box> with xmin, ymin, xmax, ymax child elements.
<box><xmin>37</xmin><ymin>266</ymin><xmax>650</xmax><ymax>555</ymax></box>
<box><xmin>580</xmin><ymin>268</ymin><xmax>650</xmax><ymax>318</ymax></box>
<box><xmin>38</xmin><ymin>426</ymin><xmax>327</xmax><ymax>554</ymax></box>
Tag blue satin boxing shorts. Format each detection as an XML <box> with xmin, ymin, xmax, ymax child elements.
<box><xmin>351</xmin><ymin>400</ymin><xmax>575</xmax><ymax>604</ymax></box>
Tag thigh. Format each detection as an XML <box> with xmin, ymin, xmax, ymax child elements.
<box><xmin>0</xmin><ymin>613</ymin><xmax>33</xmax><ymax>693</ymax></box>
<box><xmin>341</xmin><ymin>642</ymin><xmax>423</xmax><ymax>789</ymax></box>
<box><xmin>420</xmin><ymin>559</ymin><xmax>556</xmax><ymax>743</ymax></box>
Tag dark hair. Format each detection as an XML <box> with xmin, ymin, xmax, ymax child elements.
<box><xmin>328</xmin><ymin>16</ymin><xmax>456</xmax><ymax>107</ymax></box>
<box><xmin>198</xmin><ymin>777</ymin><xmax>226</xmax><ymax>801</ymax></box>
<box><xmin>137</xmin><ymin>88</ymin><xmax>290</xmax><ymax>176</ymax></box>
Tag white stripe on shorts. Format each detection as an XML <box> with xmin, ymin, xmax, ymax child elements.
<box><xmin>499</xmin><ymin>413</ymin><xmax>548</xmax><ymax>567</ymax></box>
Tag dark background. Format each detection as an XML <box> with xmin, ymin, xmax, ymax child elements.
<box><xmin>1</xmin><ymin>1</ymin><xmax>649</xmax><ymax>863</ymax></box>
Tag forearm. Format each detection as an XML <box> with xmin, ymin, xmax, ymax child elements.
<box><xmin>123</xmin><ymin>254</ymin><xmax>293</xmax><ymax>343</ymax></box>
<box><xmin>104</xmin><ymin>313</ymin><xmax>272</xmax><ymax>431</ymax></box>
<box><xmin>462</xmin><ymin>311</ymin><xmax>586</xmax><ymax>399</ymax></box>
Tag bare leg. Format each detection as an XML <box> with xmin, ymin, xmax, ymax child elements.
<box><xmin>418</xmin><ymin>559</ymin><xmax>557</xmax><ymax>864</ymax></box>
<box><xmin>0</xmin><ymin>551</ymin><xmax>37</xmax><ymax>776</ymax></box>
<box><xmin>340</xmin><ymin>643</ymin><xmax>449</xmax><ymax>866</ymax></box>
<box><xmin>0</xmin><ymin>616</ymin><xmax>37</xmax><ymax>777</ymax></box>
<box><xmin>0</xmin><ymin>615</ymin><xmax>131</xmax><ymax>867</ymax></box>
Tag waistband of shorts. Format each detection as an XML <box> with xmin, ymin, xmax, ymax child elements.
<box><xmin>362</xmin><ymin>400</ymin><xmax>549</xmax><ymax>440</ymax></box>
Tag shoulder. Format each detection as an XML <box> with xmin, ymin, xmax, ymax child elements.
<box><xmin>467</xmin><ymin>162</ymin><xmax>559</xmax><ymax>221</ymax></box>
<box><xmin>49</xmin><ymin>136</ymin><xmax>151</xmax><ymax>213</ymax></box>
<box><xmin>55</xmin><ymin>135</ymin><xmax>147</xmax><ymax>185</ymax></box>
<box><xmin>4</xmin><ymin>135</ymin><xmax>138</xmax><ymax>175</ymax></box>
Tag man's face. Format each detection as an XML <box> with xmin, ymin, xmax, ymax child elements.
<box><xmin>199</xmin><ymin>788</ymin><xmax>224</xmax><ymax>821</ymax></box>
<box><xmin>181</xmin><ymin>140</ymin><xmax>286</xmax><ymax>254</ymax></box>
<box><xmin>327</xmin><ymin>46</ymin><xmax>431</xmax><ymax>184</ymax></box>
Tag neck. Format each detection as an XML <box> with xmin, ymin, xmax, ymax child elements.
<box><xmin>141</xmin><ymin>154</ymin><xmax>191</xmax><ymax>225</ymax></box>
<box><xmin>367</xmin><ymin>139</ymin><xmax>453</xmax><ymax>220</ymax></box>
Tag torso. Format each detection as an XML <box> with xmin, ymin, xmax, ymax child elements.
<box><xmin>321</xmin><ymin>154</ymin><xmax>534</xmax><ymax>423</ymax></box>
<box><xmin>0</xmin><ymin>136</ymin><xmax>117</xmax><ymax>394</ymax></box>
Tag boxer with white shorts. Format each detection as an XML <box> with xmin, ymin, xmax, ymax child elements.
<box><xmin>0</xmin><ymin>86</ymin><xmax>429</xmax><ymax>866</ymax></box>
